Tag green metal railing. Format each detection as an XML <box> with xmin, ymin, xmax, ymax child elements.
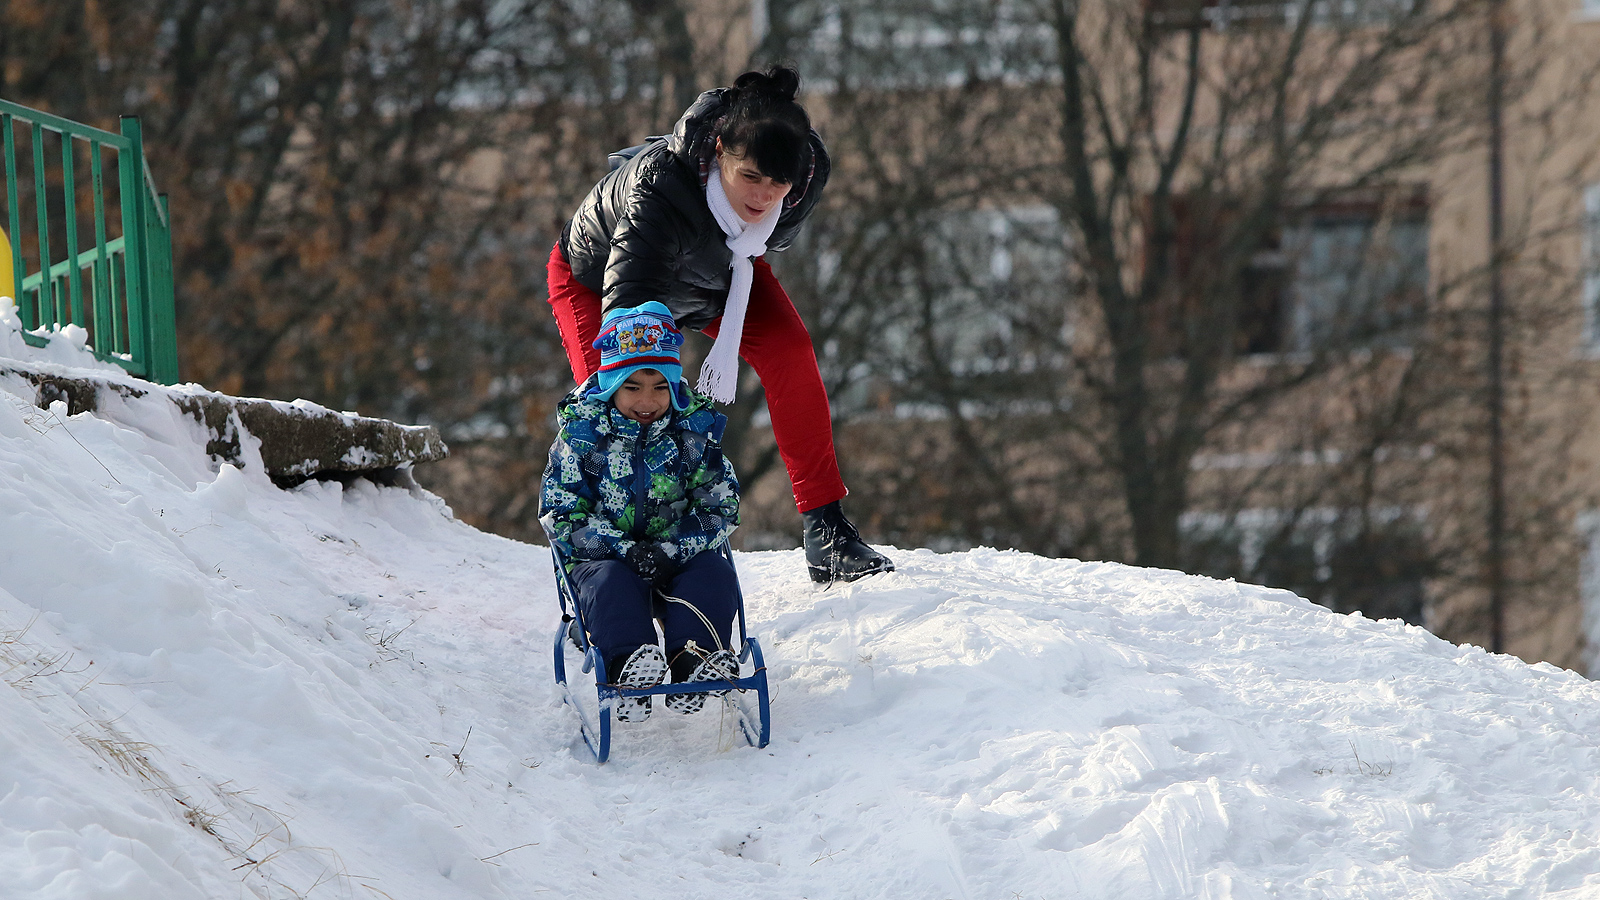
<box><xmin>1</xmin><ymin>99</ymin><xmax>178</xmax><ymax>384</ymax></box>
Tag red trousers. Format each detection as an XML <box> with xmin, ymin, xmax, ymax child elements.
<box><xmin>546</xmin><ymin>243</ymin><xmax>847</xmax><ymax>513</ymax></box>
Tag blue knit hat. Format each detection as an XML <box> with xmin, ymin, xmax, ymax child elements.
<box><xmin>590</xmin><ymin>301</ymin><xmax>690</xmax><ymax>410</ymax></box>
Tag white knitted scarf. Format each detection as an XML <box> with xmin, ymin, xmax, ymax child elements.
<box><xmin>699</xmin><ymin>163</ymin><xmax>781</xmax><ymax>403</ymax></box>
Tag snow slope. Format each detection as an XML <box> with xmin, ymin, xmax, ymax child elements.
<box><xmin>4</xmin><ymin>320</ymin><xmax>1600</xmax><ymax>898</ymax></box>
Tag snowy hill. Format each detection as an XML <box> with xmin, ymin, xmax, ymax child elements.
<box><xmin>4</xmin><ymin>321</ymin><xmax>1600</xmax><ymax>899</ymax></box>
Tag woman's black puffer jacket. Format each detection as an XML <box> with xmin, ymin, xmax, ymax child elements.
<box><xmin>559</xmin><ymin>88</ymin><xmax>831</xmax><ymax>332</ymax></box>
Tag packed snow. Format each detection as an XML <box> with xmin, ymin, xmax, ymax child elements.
<box><xmin>4</xmin><ymin>314</ymin><xmax>1600</xmax><ymax>899</ymax></box>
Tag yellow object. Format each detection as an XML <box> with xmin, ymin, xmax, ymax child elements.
<box><xmin>0</xmin><ymin>224</ymin><xmax>11</xmax><ymax>302</ymax></box>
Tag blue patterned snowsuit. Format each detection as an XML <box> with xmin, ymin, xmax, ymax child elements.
<box><xmin>539</xmin><ymin>376</ymin><xmax>740</xmax><ymax>670</ymax></box>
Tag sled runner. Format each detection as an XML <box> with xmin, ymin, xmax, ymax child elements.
<box><xmin>550</xmin><ymin>543</ymin><xmax>771</xmax><ymax>764</ymax></box>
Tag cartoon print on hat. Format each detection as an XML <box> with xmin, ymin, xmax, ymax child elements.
<box><xmin>590</xmin><ymin>301</ymin><xmax>691</xmax><ymax>410</ymax></box>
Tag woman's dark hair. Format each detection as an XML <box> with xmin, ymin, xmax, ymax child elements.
<box><xmin>716</xmin><ymin>66</ymin><xmax>811</xmax><ymax>185</ymax></box>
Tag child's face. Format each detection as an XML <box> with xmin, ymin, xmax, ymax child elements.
<box><xmin>613</xmin><ymin>369</ymin><xmax>672</xmax><ymax>423</ymax></box>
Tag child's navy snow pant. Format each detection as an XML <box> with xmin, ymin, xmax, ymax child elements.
<box><xmin>568</xmin><ymin>549</ymin><xmax>740</xmax><ymax>680</ymax></box>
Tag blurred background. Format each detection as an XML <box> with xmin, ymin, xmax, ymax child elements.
<box><xmin>6</xmin><ymin>0</ymin><xmax>1600</xmax><ymax>671</ymax></box>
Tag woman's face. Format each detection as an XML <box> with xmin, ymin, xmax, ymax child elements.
<box><xmin>716</xmin><ymin>139</ymin><xmax>792</xmax><ymax>224</ymax></box>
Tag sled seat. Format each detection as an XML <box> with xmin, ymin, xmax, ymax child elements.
<box><xmin>550</xmin><ymin>543</ymin><xmax>771</xmax><ymax>764</ymax></box>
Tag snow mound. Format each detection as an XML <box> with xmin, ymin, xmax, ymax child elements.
<box><xmin>0</xmin><ymin>296</ymin><xmax>135</xmax><ymax>378</ymax></box>
<box><xmin>3</xmin><ymin>367</ymin><xmax>1600</xmax><ymax>900</ymax></box>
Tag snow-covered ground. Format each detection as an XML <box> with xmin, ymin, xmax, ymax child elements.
<box><xmin>5</xmin><ymin>313</ymin><xmax>1600</xmax><ymax>899</ymax></box>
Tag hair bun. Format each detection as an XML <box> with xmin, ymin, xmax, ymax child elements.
<box><xmin>718</xmin><ymin>65</ymin><xmax>811</xmax><ymax>185</ymax></box>
<box><xmin>734</xmin><ymin>65</ymin><xmax>800</xmax><ymax>103</ymax></box>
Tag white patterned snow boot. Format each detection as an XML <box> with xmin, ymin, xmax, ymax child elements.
<box><xmin>610</xmin><ymin>644</ymin><xmax>667</xmax><ymax>722</ymax></box>
<box><xmin>666</xmin><ymin>643</ymin><xmax>740</xmax><ymax>715</ymax></box>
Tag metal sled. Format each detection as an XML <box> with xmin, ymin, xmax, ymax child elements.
<box><xmin>551</xmin><ymin>544</ymin><xmax>771</xmax><ymax>764</ymax></box>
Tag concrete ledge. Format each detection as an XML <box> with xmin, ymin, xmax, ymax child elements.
<box><xmin>1</xmin><ymin>362</ymin><xmax>447</xmax><ymax>486</ymax></box>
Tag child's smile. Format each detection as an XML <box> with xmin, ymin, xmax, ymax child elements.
<box><xmin>614</xmin><ymin>369</ymin><xmax>673</xmax><ymax>423</ymax></box>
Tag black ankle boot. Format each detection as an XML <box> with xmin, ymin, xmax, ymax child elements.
<box><xmin>801</xmin><ymin>501</ymin><xmax>895</xmax><ymax>584</ymax></box>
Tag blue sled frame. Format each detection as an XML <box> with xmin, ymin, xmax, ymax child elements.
<box><xmin>550</xmin><ymin>543</ymin><xmax>771</xmax><ymax>764</ymax></box>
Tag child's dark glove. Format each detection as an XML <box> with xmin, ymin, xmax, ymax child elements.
<box><xmin>625</xmin><ymin>542</ymin><xmax>674</xmax><ymax>586</ymax></box>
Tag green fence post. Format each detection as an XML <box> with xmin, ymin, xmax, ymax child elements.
<box><xmin>109</xmin><ymin>251</ymin><xmax>125</xmax><ymax>355</ymax></box>
<box><xmin>146</xmin><ymin>192</ymin><xmax>178</xmax><ymax>383</ymax></box>
<box><xmin>61</xmin><ymin>134</ymin><xmax>84</xmax><ymax>327</ymax></box>
<box><xmin>117</xmin><ymin>115</ymin><xmax>150</xmax><ymax>377</ymax></box>
<box><xmin>89</xmin><ymin>141</ymin><xmax>112</xmax><ymax>346</ymax></box>
<box><xmin>31</xmin><ymin>122</ymin><xmax>51</xmax><ymax>327</ymax></box>
<box><xmin>2</xmin><ymin>113</ymin><xmax>22</xmax><ymax>309</ymax></box>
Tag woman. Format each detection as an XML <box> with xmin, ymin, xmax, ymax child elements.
<box><xmin>546</xmin><ymin>65</ymin><xmax>892</xmax><ymax>584</ymax></box>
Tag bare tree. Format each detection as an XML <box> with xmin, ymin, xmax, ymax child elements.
<box><xmin>1027</xmin><ymin>0</ymin><xmax>1506</xmax><ymax>569</ymax></box>
<box><xmin>1</xmin><ymin>0</ymin><xmax>729</xmax><ymax>540</ymax></box>
<box><xmin>751</xmin><ymin>0</ymin><xmax>1600</xmax><ymax>661</ymax></box>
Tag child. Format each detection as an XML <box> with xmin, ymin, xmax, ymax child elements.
<box><xmin>539</xmin><ymin>301</ymin><xmax>742</xmax><ymax>720</ymax></box>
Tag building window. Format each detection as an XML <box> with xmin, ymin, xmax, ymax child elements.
<box><xmin>796</xmin><ymin>2</ymin><xmax>1055</xmax><ymax>90</ymax></box>
<box><xmin>1579</xmin><ymin>511</ymin><xmax>1600</xmax><ymax>674</ymax></box>
<box><xmin>1148</xmin><ymin>0</ymin><xmax>1420</xmax><ymax>31</ymax></box>
<box><xmin>1147</xmin><ymin>0</ymin><xmax>1287</xmax><ymax>30</ymax></box>
<box><xmin>1182</xmin><ymin>508</ymin><xmax>1431</xmax><ymax>625</ymax></box>
<box><xmin>1279</xmin><ymin>196</ymin><xmax>1430</xmax><ymax>352</ymax></box>
<box><xmin>1582</xmin><ymin>183</ymin><xmax>1600</xmax><ymax>351</ymax></box>
<box><xmin>1161</xmin><ymin>187</ymin><xmax>1429</xmax><ymax>356</ymax></box>
<box><xmin>809</xmin><ymin>205</ymin><xmax>1069</xmax><ymax>415</ymax></box>
<box><xmin>887</xmin><ymin>205</ymin><xmax>1068</xmax><ymax>375</ymax></box>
